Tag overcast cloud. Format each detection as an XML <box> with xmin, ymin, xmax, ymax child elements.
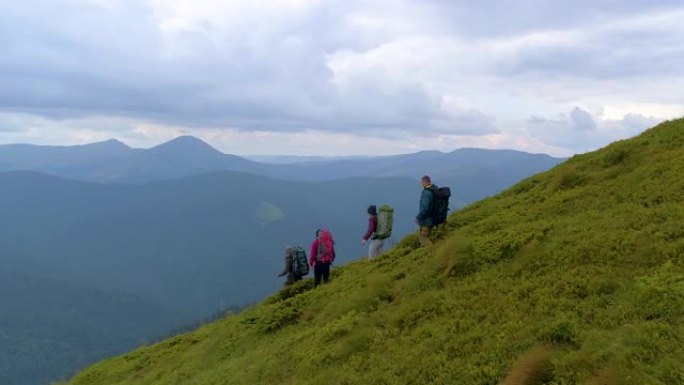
<box><xmin>1</xmin><ymin>0</ymin><xmax>683</xmax><ymax>155</ymax></box>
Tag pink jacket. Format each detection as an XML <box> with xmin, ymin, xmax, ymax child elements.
<box><xmin>309</xmin><ymin>239</ymin><xmax>319</xmax><ymax>267</ymax></box>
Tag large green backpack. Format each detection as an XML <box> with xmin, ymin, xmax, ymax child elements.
<box><xmin>374</xmin><ymin>205</ymin><xmax>394</xmax><ymax>239</ymax></box>
<box><xmin>291</xmin><ymin>247</ymin><xmax>309</xmax><ymax>277</ymax></box>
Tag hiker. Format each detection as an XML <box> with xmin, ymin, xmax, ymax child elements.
<box><xmin>309</xmin><ymin>229</ymin><xmax>335</xmax><ymax>286</ymax></box>
<box><xmin>361</xmin><ymin>205</ymin><xmax>382</xmax><ymax>259</ymax></box>
<box><xmin>415</xmin><ymin>176</ymin><xmax>452</xmax><ymax>247</ymax></box>
<box><xmin>361</xmin><ymin>204</ymin><xmax>393</xmax><ymax>260</ymax></box>
<box><xmin>416</xmin><ymin>175</ymin><xmax>438</xmax><ymax>247</ymax></box>
<box><xmin>276</xmin><ymin>246</ymin><xmax>302</xmax><ymax>286</ymax></box>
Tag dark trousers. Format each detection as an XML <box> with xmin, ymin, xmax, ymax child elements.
<box><xmin>314</xmin><ymin>263</ymin><xmax>330</xmax><ymax>286</ymax></box>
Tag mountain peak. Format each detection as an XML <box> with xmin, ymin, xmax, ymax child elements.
<box><xmin>151</xmin><ymin>136</ymin><xmax>223</xmax><ymax>156</ymax></box>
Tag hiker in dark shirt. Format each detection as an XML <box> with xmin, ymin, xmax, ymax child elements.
<box><xmin>276</xmin><ymin>246</ymin><xmax>301</xmax><ymax>286</ymax></box>
<box><xmin>416</xmin><ymin>175</ymin><xmax>437</xmax><ymax>247</ymax></box>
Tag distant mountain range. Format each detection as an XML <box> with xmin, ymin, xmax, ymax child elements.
<box><xmin>0</xmin><ymin>136</ymin><xmax>262</xmax><ymax>183</ymax></box>
<box><xmin>0</xmin><ymin>137</ymin><xmax>564</xmax><ymax>202</ymax></box>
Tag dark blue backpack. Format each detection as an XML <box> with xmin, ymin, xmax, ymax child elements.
<box><xmin>432</xmin><ymin>186</ymin><xmax>451</xmax><ymax>225</ymax></box>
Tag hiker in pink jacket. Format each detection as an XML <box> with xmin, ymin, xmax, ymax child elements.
<box><xmin>309</xmin><ymin>229</ymin><xmax>335</xmax><ymax>286</ymax></box>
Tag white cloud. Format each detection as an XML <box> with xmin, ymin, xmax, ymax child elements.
<box><xmin>569</xmin><ymin>107</ymin><xmax>596</xmax><ymax>131</ymax></box>
<box><xmin>527</xmin><ymin>107</ymin><xmax>661</xmax><ymax>151</ymax></box>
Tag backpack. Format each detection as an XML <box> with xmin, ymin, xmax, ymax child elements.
<box><xmin>374</xmin><ymin>205</ymin><xmax>393</xmax><ymax>239</ymax></box>
<box><xmin>316</xmin><ymin>229</ymin><xmax>335</xmax><ymax>263</ymax></box>
<box><xmin>432</xmin><ymin>186</ymin><xmax>451</xmax><ymax>226</ymax></box>
<box><xmin>291</xmin><ymin>246</ymin><xmax>309</xmax><ymax>277</ymax></box>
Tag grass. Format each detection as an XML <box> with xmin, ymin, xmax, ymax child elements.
<box><xmin>63</xmin><ymin>119</ymin><xmax>684</xmax><ymax>385</ymax></box>
<box><xmin>499</xmin><ymin>346</ymin><xmax>555</xmax><ymax>385</ymax></box>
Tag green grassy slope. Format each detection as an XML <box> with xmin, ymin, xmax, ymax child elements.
<box><xmin>65</xmin><ymin>119</ymin><xmax>684</xmax><ymax>385</ymax></box>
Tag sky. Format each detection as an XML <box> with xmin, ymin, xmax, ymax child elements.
<box><xmin>1</xmin><ymin>0</ymin><xmax>683</xmax><ymax>156</ymax></box>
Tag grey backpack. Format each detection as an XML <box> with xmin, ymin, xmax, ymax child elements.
<box><xmin>291</xmin><ymin>247</ymin><xmax>309</xmax><ymax>277</ymax></box>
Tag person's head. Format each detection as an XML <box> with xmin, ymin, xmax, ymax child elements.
<box><xmin>421</xmin><ymin>175</ymin><xmax>432</xmax><ymax>188</ymax></box>
<box><xmin>284</xmin><ymin>246</ymin><xmax>292</xmax><ymax>256</ymax></box>
<box><xmin>367</xmin><ymin>205</ymin><xmax>377</xmax><ymax>215</ymax></box>
<box><xmin>315</xmin><ymin>229</ymin><xmax>322</xmax><ymax>238</ymax></box>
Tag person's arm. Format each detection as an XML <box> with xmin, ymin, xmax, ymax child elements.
<box><xmin>277</xmin><ymin>255</ymin><xmax>292</xmax><ymax>277</ymax></box>
<box><xmin>362</xmin><ymin>216</ymin><xmax>377</xmax><ymax>241</ymax></box>
<box><xmin>416</xmin><ymin>189</ymin><xmax>432</xmax><ymax>220</ymax></box>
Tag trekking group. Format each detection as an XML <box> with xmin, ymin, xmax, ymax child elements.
<box><xmin>277</xmin><ymin>175</ymin><xmax>450</xmax><ymax>287</ymax></box>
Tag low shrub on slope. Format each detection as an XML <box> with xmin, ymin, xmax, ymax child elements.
<box><xmin>66</xmin><ymin>119</ymin><xmax>684</xmax><ymax>385</ymax></box>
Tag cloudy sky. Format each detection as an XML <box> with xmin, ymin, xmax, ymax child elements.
<box><xmin>1</xmin><ymin>0</ymin><xmax>683</xmax><ymax>156</ymax></box>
